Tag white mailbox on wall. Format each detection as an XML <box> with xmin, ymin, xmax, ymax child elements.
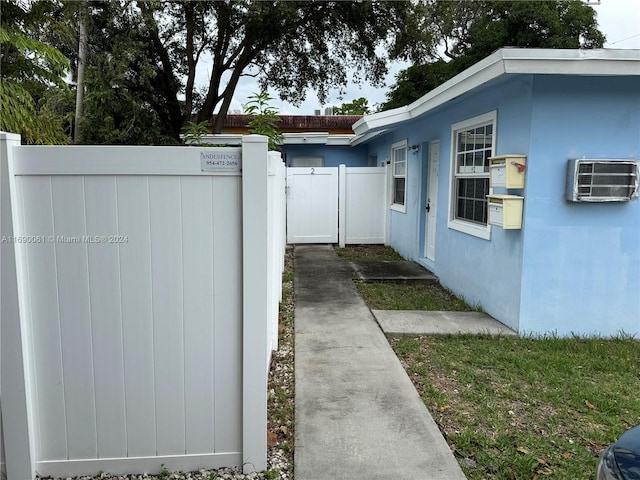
<box><xmin>487</xmin><ymin>194</ymin><xmax>524</xmax><ymax>229</ymax></box>
<box><xmin>489</xmin><ymin>155</ymin><xmax>526</xmax><ymax>189</ymax></box>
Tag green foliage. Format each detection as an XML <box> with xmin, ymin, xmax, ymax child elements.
<box><xmin>159</xmin><ymin>463</ymin><xmax>170</xmax><ymax>479</ymax></box>
<box><xmin>182</xmin><ymin>120</ymin><xmax>210</xmax><ymax>145</ymax></box>
<box><xmin>262</xmin><ymin>469</ymin><xmax>279</xmax><ymax>480</ymax></box>
<box><xmin>243</xmin><ymin>91</ymin><xmax>283</xmax><ymax>151</ymax></box>
<box><xmin>42</xmin><ymin>1</ymin><xmax>437</xmax><ymax>140</ymax></box>
<box><xmin>381</xmin><ymin>60</ymin><xmax>458</xmax><ymax>111</ymax></box>
<box><xmin>0</xmin><ymin>2</ymin><xmax>70</xmax><ymax>144</ymax></box>
<box><xmin>332</xmin><ymin>97</ymin><xmax>371</xmax><ymax>115</ymax></box>
<box><xmin>382</xmin><ymin>0</ymin><xmax>605</xmax><ymax>110</ymax></box>
<box><xmin>334</xmin><ymin>245</ymin><xmax>403</xmax><ymax>262</ymax></box>
<box><xmin>0</xmin><ymin>81</ymin><xmax>67</xmax><ymax>144</ymax></box>
<box><xmin>356</xmin><ymin>282</ymin><xmax>475</xmax><ymax>311</ymax></box>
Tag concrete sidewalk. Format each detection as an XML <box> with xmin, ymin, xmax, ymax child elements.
<box><xmin>294</xmin><ymin>245</ymin><xmax>467</xmax><ymax>480</ymax></box>
<box><xmin>374</xmin><ymin>310</ymin><xmax>517</xmax><ymax>337</ymax></box>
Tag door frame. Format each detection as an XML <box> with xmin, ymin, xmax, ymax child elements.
<box><xmin>424</xmin><ymin>140</ymin><xmax>439</xmax><ymax>261</ymax></box>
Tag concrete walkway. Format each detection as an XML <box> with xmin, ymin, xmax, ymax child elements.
<box><xmin>294</xmin><ymin>245</ymin><xmax>467</xmax><ymax>480</ymax></box>
<box><xmin>374</xmin><ymin>310</ymin><xmax>517</xmax><ymax>337</ymax></box>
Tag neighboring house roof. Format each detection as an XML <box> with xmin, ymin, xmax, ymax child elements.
<box><xmin>203</xmin><ymin>114</ymin><xmax>362</xmax><ymax>146</ymax></box>
<box><xmin>352</xmin><ymin>48</ymin><xmax>640</xmax><ymax>143</ymax></box>
<box><xmin>212</xmin><ymin>114</ymin><xmax>362</xmax><ymax>134</ymax></box>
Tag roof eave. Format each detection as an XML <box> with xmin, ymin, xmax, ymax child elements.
<box><xmin>354</xmin><ymin>48</ymin><xmax>640</xmax><ymax>138</ymax></box>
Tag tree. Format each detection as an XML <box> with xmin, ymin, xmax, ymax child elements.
<box><xmin>78</xmin><ymin>1</ymin><xmax>438</xmax><ymax>142</ymax></box>
<box><xmin>73</xmin><ymin>0</ymin><xmax>88</xmax><ymax>142</ymax></box>
<box><xmin>381</xmin><ymin>0</ymin><xmax>605</xmax><ymax>110</ymax></box>
<box><xmin>243</xmin><ymin>91</ymin><xmax>283</xmax><ymax>151</ymax></box>
<box><xmin>0</xmin><ymin>0</ymin><xmax>71</xmax><ymax>144</ymax></box>
<box><xmin>332</xmin><ymin>97</ymin><xmax>371</xmax><ymax>115</ymax></box>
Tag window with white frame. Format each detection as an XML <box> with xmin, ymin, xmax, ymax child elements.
<box><xmin>449</xmin><ymin>112</ymin><xmax>496</xmax><ymax>238</ymax></box>
<box><xmin>391</xmin><ymin>141</ymin><xmax>407</xmax><ymax>210</ymax></box>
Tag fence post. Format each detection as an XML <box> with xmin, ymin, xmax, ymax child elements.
<box><xmin>1</xmin><ymin>132</ymin><xmax>36</xmax><ymax>479</ymax></box>
<box><xmin>338</xmin><ymin>164</ymin><xmax>347</xmax><ymax>248</ymax></box>
<box><xmin>241</xmin><ymin>135</ymin><xmax>269</xmax><ymax>473</ymax></box>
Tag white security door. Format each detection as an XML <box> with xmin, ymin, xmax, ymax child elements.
<box><xmin>425</xmin><ymin>141</ymin><xmax>439</xmax><ymax>261</ymax></box>
<box><xmin>286</xmin><ymin>167</ymin><xmax>339</xmax><ymax>243</ymax></box>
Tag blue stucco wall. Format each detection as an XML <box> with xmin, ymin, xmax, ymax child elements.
<box><xmin>367</xmin><ymin>75</ymin><xmax>536</xmax><ymax>330</ymax></box>
<box><xmin>519</xmin><ymin>75</ymin><xmax>640</xmax><ymax>337</ymax></box>
<box><xmin>366</xmin><ymin>73</ymin><xmax>639</xmax><ymax>336</ymax></box>
<box><xmin>281</xmin><ymin>144</ymin><xmax>368</xmax><ymax>167</ymax></box>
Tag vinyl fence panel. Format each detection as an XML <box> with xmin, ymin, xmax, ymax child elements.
<box><xmin>0</xmin><ymin>135</ymin><xmax>282</xmax><ymax>478</ymax></box>
<box><xmin>339</xmin><ymin>166</ymin><xmax>388</xmax><ymax>246</ymax></box>
<box><xmin>286</xmin><ymin>167</ymin><xmax>339</xmax><ymax>243</ymax></box>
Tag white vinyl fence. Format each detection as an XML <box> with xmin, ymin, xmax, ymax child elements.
<box><xmin>338</xmin><ymin>166</ymin><xmax>388</xmax><ymax>247</ymax></box>
<box><xmin>0</xmin><ymin>133</ymin><xmax>285</xmax><ymax>480</ymax></box>
<box><xmin>286</xmin><ymin>165</ymin><xmax>388</xmax><ymax>246</ymax></box>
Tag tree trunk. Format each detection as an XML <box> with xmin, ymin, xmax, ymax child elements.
<box><xmin>184</xmin><ymin>2</ymin><xmax>196</xmax><ymax>119</ymax></box>
<box><xmin>74</xmin><ymin>0</ymin><xmax>88</xmax><ymax>143</ymax></box>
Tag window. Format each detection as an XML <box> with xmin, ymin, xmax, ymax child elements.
<box><xmin>448</xmin><ymin>111</ymin><xmax>496</xmax><ymax>239</ymax></box>
<box><xmin>291</xmin><ymin>156</ymin><xmax>324</xmax><ymax>167</ymax></box>
<box><xmin>391</xmin><ymin>141</ymin><xmax>407</xmax><ymax>212</ymax></box>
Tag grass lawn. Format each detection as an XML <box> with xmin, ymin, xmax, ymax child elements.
<box><xmin>334</xmin><ymin>244</ymin><xmax>640</xmax><ymax>479</ymax></box>
<box><xmin>335</xmin><ymin>245</ymin><xmax>475</xmax><ymax>311</ymax></box>
<box><xmin>334</xmin><ymin>244</ymin><xmax>403</xmax><ymax>261</ymax></box>
<box><xmin>355</xmin><ymin>281</ymin><xmax>476</xmax><ymax>311</ymax></box>
<box><xmin>390</xmin><ymin>334</ymin><xmax>640</xmax><ymax>480</ymax></box>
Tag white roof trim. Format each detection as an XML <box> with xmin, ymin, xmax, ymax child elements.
<box><xmin>350</xmin><ymin>129</ymin><xmax>389</xmax><ymax>146</ymax></box>
<box><xmin>353</xmin><ymin>48</ymin><xmax>640</xmax><ymax>136</ymax></box>
<box><xmin>281</xmin><ymin>132</ymin><xmax>354</xmax><ymax>146</ymax></box>
<box><xmin>200</xmin><ymin>134</ymin><xmax>242</xmax><ymax>145</ymax></box>
<box><xmin>200</xmin><ymin>132</ymin><xmax>354</xmax><ymax>146</ymax></box>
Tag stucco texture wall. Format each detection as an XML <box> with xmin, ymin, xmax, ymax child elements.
<box><xmin>520</xmin><ymin>75</ymin><xmax>640</xmax><ymax>337</ymax></box>
<box><xmin>369</xmin><ymin>75</ymin><xmax>535</xmax><ymax>331</ymax></box>
<box><xmin>281</xmin><ymin>144</ymin><xmax>368</xmax><ymax>168</ymax></box>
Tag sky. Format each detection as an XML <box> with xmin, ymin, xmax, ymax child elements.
<box><xmin>201</xmin><ymin>0</ymin><xmax>640</xmax><ymax>116</ymax></box>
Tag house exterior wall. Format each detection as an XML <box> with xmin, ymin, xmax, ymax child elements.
<box><xmin>281</xmin><ymin>144</ymin><xmax>369</xmax><ymax>167</ymax></box>
<box><xmin>364</xmin><ymin>72</ymin><xmax>639</xmax><ymax>337</ymax></box>
<box><xmin>367</xmin><ymin>76</ymin><xmax>535</xmax><ymax>330</ymax></box>
<box><xmin>519</xmin><ymin>75</ymin><xmax>640</xmax><ymax>337</ymax></box>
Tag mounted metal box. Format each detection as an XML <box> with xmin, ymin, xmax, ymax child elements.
<box><xmin>566</xmin><ymin>159</ymin><xmax>639</xmax><ymax>202</ymax></box>
<box><xmin>489</xmin><ymin>155</ymin><xmax>526</xmax><ymax>189</ymax></box>
<box><xmin>487</xmin><ymin>194</ymin><xmax>524</xmax><ymax>229</ymax></box>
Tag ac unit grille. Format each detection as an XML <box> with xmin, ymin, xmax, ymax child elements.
<box><xmin>566</xmin><ymin>159</ymin><xmax>639</xmax><ymax>202</ymax></box>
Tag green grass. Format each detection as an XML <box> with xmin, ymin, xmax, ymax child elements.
<box><xmin>389</xmin><ymin>334</ymin><xmax>640</xmax><ymax>480</ymax></box>
<box><xmin>334</xmin><ymin>244</ymin><xmax>403</xmax><ymax>261</ymax></box>
<box><xmin>355</xmin><ymin>281</ymin><xmax>476</xmax><ymax>311</ymax></box>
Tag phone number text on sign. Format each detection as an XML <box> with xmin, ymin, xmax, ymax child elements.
<box><xmin>200</xmin><ymin>150</ymin><xmax>242</xmax><ymax>173</ymax></box>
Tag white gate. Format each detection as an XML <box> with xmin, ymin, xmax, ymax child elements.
<box><xmin>286</xmin><ymin>167</ymin><xmax>339</xmax><ymax>243</ymax></box>
<box><xmin>286</xmin><ymin>165</ymin><xmax>387</xmax><ymax>245</ymax></box>
<box><xmin>1</xmin><ymin>133</ymin><xmax>285</xmax><ymax>479</ymax></box>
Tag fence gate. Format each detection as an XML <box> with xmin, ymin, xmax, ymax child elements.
<box><xmin>286</xmin><ymin>167</ymin><xmax>339</xmax><ymax>243</ymax></box>
<box><xmin>286</xmin><ymin>165</ymin><xmax>388</xmax><ymax>245</ymax></box>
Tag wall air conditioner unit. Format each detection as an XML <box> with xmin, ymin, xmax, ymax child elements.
<box><xmin>566</xmin><ymin>159</ymin><xmax>639</xmax><ymax>202</ymax></box>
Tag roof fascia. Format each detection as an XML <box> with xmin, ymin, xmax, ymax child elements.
<box><xmin>353</xmin><ymin>48</ymin><xmax>640</xmax><ymax>137</ymax></box>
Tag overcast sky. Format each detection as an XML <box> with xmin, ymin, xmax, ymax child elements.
<box><xmin>202</xmin><ymin>0</ymin><xmax>640</xmax><ymax>115</ymax></box>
